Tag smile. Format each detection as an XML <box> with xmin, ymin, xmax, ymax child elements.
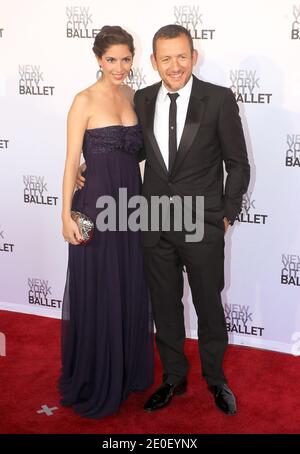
<box><xmin>169</xmin><ymin>73</ymin><xmax>183</xmax><ymax>79</ymax></box>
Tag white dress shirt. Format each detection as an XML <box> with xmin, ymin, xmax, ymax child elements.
<box><xmin>153</xmin><ymin>76</ymin><xmax>193</xmax><ymax>171</ymax></box>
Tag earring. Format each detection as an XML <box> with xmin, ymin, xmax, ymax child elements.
<box><xmin>128</xmin><ymin>69</ymin><xmax>134</xmax><ymax>81</ymax></box>
<box><xmin>96</xmin><ymin>67</ymin><xmax>103</xmax><ymax>80</ymax></box>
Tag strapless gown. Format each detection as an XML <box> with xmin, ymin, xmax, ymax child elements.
<box><xmin>59</xmin><ymin>125</ymin><xmax>153</xmax><ymax>419</ymax></box>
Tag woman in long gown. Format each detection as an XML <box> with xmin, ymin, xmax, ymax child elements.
<box><xmin>59</xmin><ymin>26</ymin><xmax>153</xmax><ymax>419</ymax></box>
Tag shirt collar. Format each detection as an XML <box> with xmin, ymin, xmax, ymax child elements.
<box><xmin>160</xmin><ymin>75</ymin><xmax>193</xmax><ymax>102</ymax></box>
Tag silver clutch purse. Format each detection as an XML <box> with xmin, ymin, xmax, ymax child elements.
<box><xmin>71</xmin><ymin>211</ymin><xmax>94</xmax><ymax>244</ymax></box>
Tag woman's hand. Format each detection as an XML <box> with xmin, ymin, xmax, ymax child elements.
<box><xmin>62</xmin><ymin>216</ymin><xmax>83</xmax><ymax>245</ymax></box>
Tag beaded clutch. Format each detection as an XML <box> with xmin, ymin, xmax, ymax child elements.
<box><xmin>71</xmin><ymin>211</ymin><xmax>94</xmax><ymax>244</ymax></box>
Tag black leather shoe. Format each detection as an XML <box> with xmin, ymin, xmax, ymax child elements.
<box><xmin>144</xmin><ymin>380</ymin><xmax>187</xmax><ymax>412</ymax></box>
<box><xmin>209</xmin><ymin>383</ymin><xmax>237</xmax><ymax>415</ymax></box>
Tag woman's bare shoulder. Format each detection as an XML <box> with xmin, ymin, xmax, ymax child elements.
<box><xmin>120</xmin><ymin>84</ymin><xmax>135</xmax><ymax>103</ymax></box>
<box><xmin>73</xmin><ymin>85</ymin><xmax>96</xmax><ymax>104</ymax></box>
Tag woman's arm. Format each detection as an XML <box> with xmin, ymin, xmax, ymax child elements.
<box><xmin>62</xmin><ymin>93</ymin><xmax>89</xmax><ymax>244</ymax></box>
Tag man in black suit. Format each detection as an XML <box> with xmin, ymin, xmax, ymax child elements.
<box><xmin>134</xmin><ymin>25</ymin><xmax>250</xmax><ymax>415</ymax></box>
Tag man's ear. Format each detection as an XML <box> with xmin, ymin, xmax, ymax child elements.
<box><xmin>192</xmin><ymin>49</ymin><xmax>198</xmax><ymax>66</ymax></box>
<box><xmin>150</xmin><ymin>53</ymin><xmax>158</xmax><ymax>71</ymax></box>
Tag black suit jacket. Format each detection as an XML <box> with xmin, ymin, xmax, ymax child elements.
<box><xmin>134</xmin><ymin>75</ymin><xmax>250</xmax><ymax>247</ymax></box>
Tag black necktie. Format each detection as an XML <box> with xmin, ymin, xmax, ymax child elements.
<box><xmin>167</xmin><ymin>92</ymin><xmax>179</xmax><ymax>173</ymax></box>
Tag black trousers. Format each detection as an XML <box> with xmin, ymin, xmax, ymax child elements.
<box><xmin>143</xmin><ymin>221</ymin><xmax>228</xmax><ymax>387</ymax></box>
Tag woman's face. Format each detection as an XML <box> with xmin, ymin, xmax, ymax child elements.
<box><xmin>98</xmin><ymin>44</ymin><xmax>133</xmax><ymax>85</ymax></box>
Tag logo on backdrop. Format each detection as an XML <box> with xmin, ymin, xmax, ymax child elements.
<box><xmin>291</xmin><ymin>5</ymin><xmax>300</xmax><ymax>39</ymax></box>
<box><xmin>125</xmin><ymin>67</ymin><xmax>147</xmax><ymax>90</ymax></box>
<box><xmin>173</xmin><ymin>5</ymin><xmax>215</xmax><ymax>40</ymax></box>
<box><xmin>28</xmin><ymin>278</ymin><xmax>62</xmax><ymax>309</ymax></box>
<box><xmin>0</xmin><ymin>28</ymin><xmax>4</xmax><ymax>38</ymax></box>
<box><xmin>237</xmin><ymin>192</ymin><xmax>268</xmax><ymax>225</ymax></box>
<box><xmin>23</xmin><ymin>175</ymin><xmax>58</xmax><ymax>206</ymax></box>
<box><xmin>281</xmin><ymin>254</ymin><xmax>300</xmax><ymax>286</ymax></box>
<box><xmin>286</xmin><ymin>134</ymin><xmax>300</xmax><ymax>167</ymax></box>
<box><xmin>66</xmin><ymin>6</ymin><xmax>100</xmax><ymax>38</ymax></box>
<box><xmin>0</xmin><ymin>226</ymin><xmax>14</xmax><ymax>253</ymax></box>
<box><xmin>0</xmin><ymin>139</ymin><xmax>9</xmax><ymax>150</ymax></box>
<box><xmin>18</xmin><ymin>65</ymin><xmax>54</xmax><ymax>96</ymax></box>
<box><xmin>229</xmin><ymin>70</ymin><xmax>272</xmax><ymax>104</ymax></box>
<box><xmin>224</xmin><ymin>304</ymin><xmax>264</xmax><ymax>336</ymax></box>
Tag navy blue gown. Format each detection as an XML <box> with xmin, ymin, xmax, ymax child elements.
<box><xmin>59</xmin><ymin>125</ymin><xmax>154</xmax><ymax>419</ymax></box>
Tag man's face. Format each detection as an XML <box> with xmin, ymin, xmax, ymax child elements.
<box><xmin>151</xmin><ymin>34</ymin><xmax>198</xmax><ymax>92</ymax></box>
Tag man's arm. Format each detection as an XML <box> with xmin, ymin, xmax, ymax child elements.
<box><xmin>218</xmin><ymin>88</ymin><xmax>250</xmax><ymax>224</ymax></box>
<box><xmin>133</xmin><ymin>90</ymin><xmax>146</xmax><ymax>163</ymax></box>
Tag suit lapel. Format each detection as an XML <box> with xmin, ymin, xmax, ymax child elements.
<box><xmin>172</xmin><ymin>75</ymin><xmax>206</xmax><ymax>176</ymax></box>
<box><xmin>143</xmin><ymin>76</ymin><xmax>207</xmax><ymax>177</ymax></box>
<box><xmin>144</xmin><ymin>82</ymin><xmax>168</xmax><ymax>176</ymax></box>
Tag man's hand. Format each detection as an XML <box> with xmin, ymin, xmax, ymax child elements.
<box><xmin>76</xmin><ymin>162</ymin><xmax>87</xmax><ymax>189</ymax></box>
<box><xmin>223</xmin><ymin>217</ymin><xmax>231</xmax><ymax>232</ymax></box>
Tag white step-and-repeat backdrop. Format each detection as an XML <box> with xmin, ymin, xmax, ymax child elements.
<box><xmin>1</xmin><ymin>0</ymin><xmax>299</xmax><ymax>355</ymax></box>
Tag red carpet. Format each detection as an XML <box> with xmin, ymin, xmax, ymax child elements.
<box><xmin>0</xmin><ymin>310</ymin><xmax>300</xmax><ymax>434</ymax></box>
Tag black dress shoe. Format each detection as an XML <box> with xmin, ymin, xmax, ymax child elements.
<box><xmin>144</xmin><ymin>380</ymin><xmax>187</xmax><ymax>412</ymax></box>
<box><xmin>209</xmin><ymin>383</ymin><xmax>237</xmax><ymax>415</ymax></box>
